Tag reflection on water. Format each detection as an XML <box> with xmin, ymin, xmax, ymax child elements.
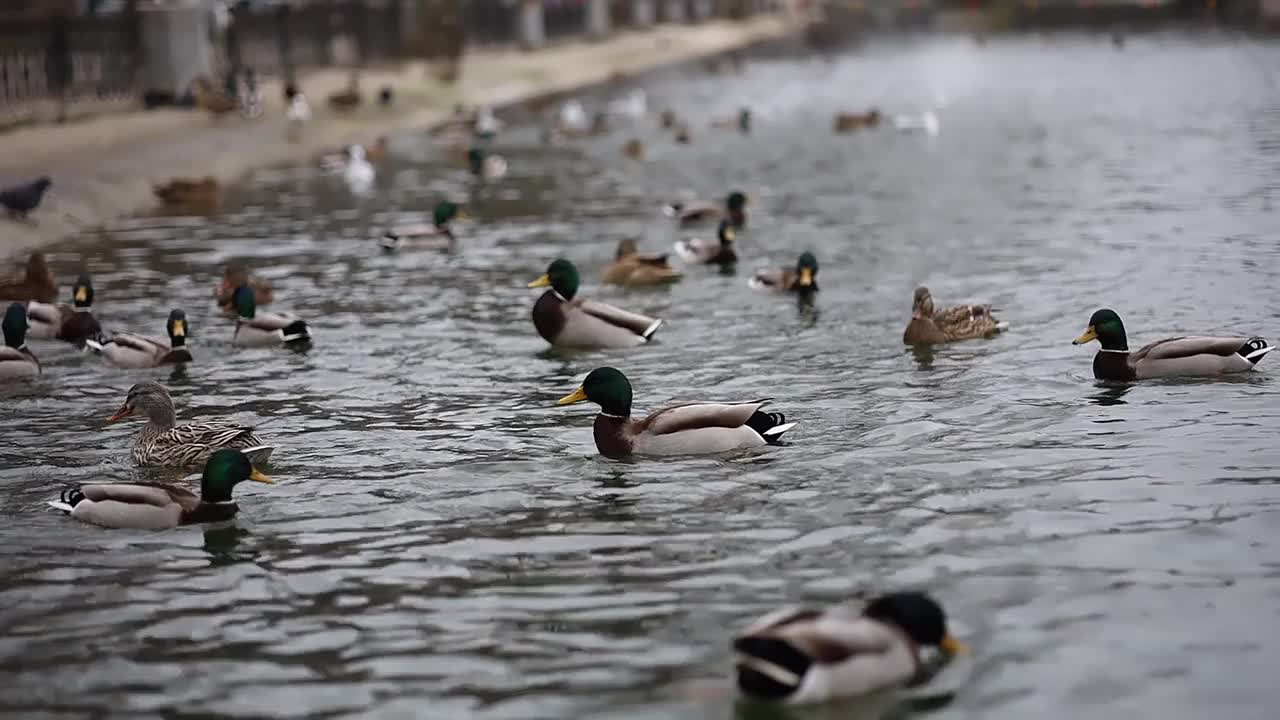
<box><xmin>3</xmin><ymin>31</ymin><xmax>1280</xmax><ymax>720</ymax></box>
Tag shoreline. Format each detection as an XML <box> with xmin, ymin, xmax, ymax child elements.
<box><xmin>0</xmin><ymin>15</ymin><xmax>796</xmax><ymax>259</ymax></box>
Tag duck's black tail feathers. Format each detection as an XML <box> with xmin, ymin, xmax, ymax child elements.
<box><xmin>746</xmin><ymin>410</ymin><xmax>796</xmax><ymax>444</ymax></box>
<box><xmin>1240</xmin><ymin>338</ymin><xmax>1274</xmax><ymax>364</ymax></box>
<box><xmin>282</xmin><ymin>320</ymin><xmax>311</xmax><ymax>345</ymax></box>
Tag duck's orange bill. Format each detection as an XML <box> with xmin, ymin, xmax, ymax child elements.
<box><xmin>942</xmin><ymin>634</ymin><xmax>970</xmax><ymax>656</ymax></box>
<box><xmin>107</xmin><ymin>405</ymin><xmax>131</xmax><ymax>422</ymax></box>
<box><xmin>249</xmin><ymin>469</ymin><xmax>273</xmax><ymax>484</ymax></box>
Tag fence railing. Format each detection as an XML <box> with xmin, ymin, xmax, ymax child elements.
<box><xmin>465</xmin><ymin>0</ymin><xmax>520</xmax><ymax>46</ymax></box>
<box><xmin>544</xmin><ymin>0</ymin><xmax>590</xmax><ymax>39</ymax></box>
<box><xmin>226</xmin><ymin>0</ymin><xmax>407</xmax><ymax>82</ymax></box>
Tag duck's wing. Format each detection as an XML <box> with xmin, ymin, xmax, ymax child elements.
<box><xmin>246</xmin><ymin>310</ymin><xmax>298</xmax><ymax>332</ymax></box>
<box><xmin>56</xmin><ymin>483</ymin><xmax>194</xmax><ymax>529</ymax></box>
<box><xmin>937</xmin><ymin>304</ymin><xmax>1004</xmax><ymax>340</ymax></box>
<box><xmin>634</xmin><ymin>253</ymin><xmax>672</xmax><ymax>267</ymax></box>
<box><xmin>1131</xmin><ymin>335</ymin><xmax>1271</xmax><ymax>376</ymax></box>
<box><xmin>79</xmin><ymin>483</ymin><xmax>185</xmax><ymax>507</ymax></box>
<box><xmin>577</xmin><ymin>299</ymin><xmax>662</xmax><ymax>339</ymax></box>
<box><xmin>110</xmin><ymin>332</ymin><xmax>168</xmax><ymax>356</ymax></box>
<box><xmin>749</xmin><ymin>268</ymin><xmax>790</xmax><ymax>290</ymax></box>
<box><xmin>640</xmin><ymin>400</ymin><xmax>768</xmax><ymax>436</ymax></box>
<box><xmin>155</xmin><ymin>422</ymin><xmax>259</xmax><ymax>450</ymax></box>
<box><xmin>1134</xmin><ymin>336</ymin><xmax>1251</xmax><ymax>362</ymax></box>
<box><xmin>25</xmin><ymin>300</ymin><xmax>63</xmax><ymax>328</ymax></box>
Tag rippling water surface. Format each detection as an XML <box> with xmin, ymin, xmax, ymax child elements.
<box><xmin>3</xmin><ymin>31</ymin><xmax>1280</xmax><ymax>720</ymax></box>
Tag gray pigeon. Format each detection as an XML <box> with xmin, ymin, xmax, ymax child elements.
<box><xmin>0</xmin><ymin>177</ymin><xmax>52</xmax><ymax>219</ymax></box>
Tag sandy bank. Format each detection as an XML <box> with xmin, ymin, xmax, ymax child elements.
<box><xmin>0</xmin><ymin>15</ymin><xmax>795</xmax><ymax>258</ymax></box>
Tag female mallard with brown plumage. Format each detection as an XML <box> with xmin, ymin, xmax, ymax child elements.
<box><xmin>664</xmin><ymin>191</ymin><xmax>747</xmax><ymax>228</ymax></box>
<box><xmin>601</xmin><ymin>239</ymin><xmax>682</xmax><ymax>287</ymax></box>
<box><xmin>833</xmin><ymin>109</ymin><xmax>882</xmax><ymax>133</ymax></box>
<box><xmin>46</xmin><ymin>449</ymin><xmax>272</xmax><ymax>530</ymax></box>
<box><xmin>230</xmin><ymin>285</ymin><xmax>311</xmax><ymax>347</ymax></box>
<box><xmin>902</xmin><ymin>286</ymin><xmax>1006</xmax><ymax>345</ymax></box>
<box><xmin>674</xmin><ymin>220</ymin><xmax>738</xmax><ymax>268</ymax></box>
<box><xmin>380</xmin><ymin>201</ymin><xmax>466</xmax><ymax>253</ymax></box>
<box><xmin>1072</xmin><ymin>308</ymin><xmax>1274</xmax><ymax>381</ymax></box>
<box><xmin>529</xmin><ymin>259</ymin><xmax>662</xmax><ymax>349</ymax></box>
<box><xmin>26</xmin><ymin>273</ymin><xmax>102</xmax><ymax>346</ymax></box>
<box><xmin>750</xmin><ymin>253</ymin><xmax>819</xmax><ymax>294</ymax></box>
<box><xmin>0</xmin><ymin>303</ymin><xmax>40</xmax><ymax>379</ymax></box>
<box><xmin>0</xmin><ymin>251</ymin><xmax>57</xmax><ymax>303</ymax></box>
<box><xmin>154</xmin><ymin>177</ymin><xmax>221</xmax><ymax>207</ymax></box>
<box><xmin>556</xmin><ymin>367</ymin><xmax>796</xmax><ymax>459</ymax></box>
<box><xmin>108</xmin><ymin>381</ymin><xmax>273</xmax><ymax>468</ymax></box>
<box><xmin>191</xmin><ymin>76</ymin><xmax>238</xmax><ymax>117</ymax></box>
<box><xmin>733</xmin><ymin>592</ymin><xmax>967</xmax><ymax>705</ymax></box>
<box><xmin>86</xmin><ymin>309</ymin><xmax>192</xmax><ymax>368</ymax></box>
<box><xmin>327</xmin><ymin>72</ymin><xmax>362</xmax><ymax>111</ymax></box>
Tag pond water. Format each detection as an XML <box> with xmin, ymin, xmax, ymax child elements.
<box><xmin>2</xmin><ymin>30</ymin><xmax>1279</xmax><ymax>720</ymax></box>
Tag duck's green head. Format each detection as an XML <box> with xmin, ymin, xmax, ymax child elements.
<box><xmin>1074</xmin><ymin>308</ymin><xmax>1128</xmax><ymax>351</ymax></box>
<box><xmin>467</xmin><ymin>147</ymin><xmax>484</xmax><ymax>176</ymax></box>
<box><xmin>232</xmin><ymin>285</ymin><xmax>256</xmax><ymax>319</ymax></box>
<box><xmin>167</xmin><ymin>309</ymin><xmax>188</xmax><ymax>347</ymax></box>
<box><xmin>726</xmin><ymin>191</ymin><xmax>748</xmax><ymax>211</ymax></box>
<box><xmin>717</xmin><ymin>220</ymin><xmax>736</xmax><ymax>246</ymax></box>
<box><xmin>528</xmin><ymin>259</ymin><xmax>580</xmax><ymax>300</ymax></box>
<box><xmin>2</xmin><ymin>302</ymin><xmax>29</xmax><ymax>348</ymax></box>
<box><xmin>864</xmin><ymin>592</ymin><xmax>968</xmax><ymax>657</ymax></box>
<box><xmin>434</xmin><ymin>201</ymin><xmax>465</xmax><ymax>227</ymax></box>
<box><xmin>72</xmin><ymin>274</ymin><xmax>94</xmax><ymax>309</ymax></box>
<box><xmin>200</xmin><ymin>448</ymin><xmax>273</xmax><ymax>503</ymax></box>
<box><xmin>796</xmin><ymin>252</ymin><xmax>818</xmax><ymax>290</ymax></box>
<box><xmin>558</xmin><ymin>366</ymin><xmax>633</xmax><ymax>416</ymax></box>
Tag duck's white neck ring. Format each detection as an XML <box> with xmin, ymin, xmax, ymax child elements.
<box><xmin>598</xmin><ymin>412</ymin><xmax>626</xmax><ymax>419</ymax></box>
<box><xmin>553</xmin><ymin>291</ymin><xmax>568</xmax><ymax>302</ymax></box>
<box><xmin>1098</xmin><ymin>348</ymin><xmax>1129</xmax><ymax>354</ymax></box>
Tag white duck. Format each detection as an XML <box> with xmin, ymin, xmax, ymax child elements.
<box><xmin>344</xmin><ymin>144</ymin><xmax>375</xmax><ymax>193</ymax></box>
<box><xmin>893</xmin><ymin>110</ymin><xmax>940</xmax><ymax>136</ymax></box>
<box><xmin>559</xmin><ymin>99</ymin><xmax>588</xmax><ymax>133</ymax></box>
<box><xmin>608</xmin><ymin>89</ymin><xmax>647</xmax><ymax>119</ymax></box>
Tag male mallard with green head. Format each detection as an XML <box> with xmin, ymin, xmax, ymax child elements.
<box><xmin>602</xmin><ymin>239</ymin><xmax>682</xmax><ymax>287</ymax></box>
<box><xmin>734</xmin><ymin>592</ymin><xmax>967</xmax><ymax>705</ymax></box>
<box><xmin>86</xmin><ymin>309</ymin><xmax>192</xmax><ymax>368</ymax></box>
<box><xmin>108</xmin><ymin>381</ymin><xmax>273</xmax><ymax>468</ymax></box>
<box><xmin>665</xmin><ymin>191</ymin><xmax>747</xmax><ymax>228</ymax></box>
<box><xmin>557</xmin><ymin>367</ymin><xmax>796</xmax><ymax>458</ymax></box>
<box><xmin>26</xmin><ymin>273</ymin><xmax>102</xmax><ymax>346</ymax></box>
<box><xmin>381</xmin><ymin>201</ymin><xmax>467</xmax><ymax>253</ymax></box>
<box><xmin>231</xmin><ymin>285</ymin><xmax>311</xmax><ymax>347</ymax></box>
<box><xmin>530</xmin><ymin>260</ymin><xmax>662</xmax><ymax>349</ymax></box>
<box><xmin>0</xmin><ymin>302</ymin><xmax>40</xmax><ymax>379</ymax></box>
<box><xmin>215</xmin><ymin>263</ymin><xmax>273</xmax><ymax>317</ymax></box>
<box><xmin>47</xmin><ymin>449</ymin><xmax>272</xmax><ymax>530</ymax></box>
<box><xmin>750</xmin><ymin>252</ymin><xmax>819</xmax><ymax>294</ymax></box>
<box><xmin>903</xmin><ymin>286</ymin><xmax>1005</xmax><ymax>345</ymax></box>
<box><xmin>1073</xmin><ymin>309</ymin><xmax>1274</xmax><ymax>381</ymax></box>
<box><xmin>674</xmin><ymin>220</ymin><xmax>738</xmax><ymax>268</ymax></box>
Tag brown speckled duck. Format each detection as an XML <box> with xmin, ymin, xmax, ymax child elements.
<box><xmin>47</xmin><ymin>449</ymin><xmax>272</xmax><ymax>530</ymax></box>
<box><xmin>834</xmin><ymin>109</ymin><xmax>882</xmax><ymax>133</ymax></box>
<box><xmin>529</xmin><ymin>259</ymin><xmax>662</xmax><ymax>349</ymax></box>
<box><xmin>0</xmin><ymin>251</ymin><xmax>57</xmax><ymax>303</ymax></box>
<box><xmin>1072</xmin><ymin>308</ymin><xmax>1274</xmax><ymax>381</ymax></box>
<box><xmin>556</xmin><ymin>367</ymin><xmax>796</xmax><ymax>459</ymax></box>
<box><xmin>903</xmin><ymin>286</ymin><xmax>1005</xmax><ymax>345</ymax></box>
<box><xmin>154</xmin><ymin>177</ymin><xmax>221</xmax><ymax>206</ymax></box>
<box><xmin>602</xmin><ymin>239</ymin><xmax>682</xmax><ymax>287</ymax></box>
<box><xmin>108</xmin><ymin>381</ymin><xmax>273</xmax><ymax>468</ymax></box>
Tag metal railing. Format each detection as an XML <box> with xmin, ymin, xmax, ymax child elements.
<box><xmin>225</xmin><ymin>1</ymin><xmax>407</xmax><ymax>82</ymax></box>
<box><xmin>465</xmin><ymin>0</ymin><xmax>519</xmax><ymax>46</ymax></box>
<box><xmin>544</xmin><ymin>0</ymin><xmax>589</xmax><ymax>39</ymax></box>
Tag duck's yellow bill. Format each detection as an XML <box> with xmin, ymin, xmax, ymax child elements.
<box><xmin>528</xmin><ymin>274</ymin><xmax>551</xmax><ymax>288</ymax></box>
<box><xmin>799</xmin><ymin>268</ymin><xmax>813</xmax><ymax>286</ymax></box>
<box><xmin>941</xmin><ymin>634</ymin><xmax>970</xmax><ymax>656</ymax></box>
<box><xmin>172</xmin><ymin>320</ymin><xmax>186</xmax><ymax>337</ymax></box>
<box><xmin>724</xmin><ymin>228</ymin><xmax>736</xmax><ymax>241</ymax></box>
<box><xmin>74</xmin><ymin>286</ymin><xmax>88</xmax><ymax>302</ymax></box>
<box><xmin>558</xmin><ymin>387</ymin><xmax>588</xmax><ymax>405</ymax></box>
<box><xmin>1073</xmin><ymin>326</ymin><xmax>1097</xmax><ymax>345</ymax></box>
<box><xmin>249</xmin><ymin>469</ymin><xmax>273</xmax><ymax>484</ymax></box>
<box><xmin>456</xmin><ymin>210</ymin><xmax>470</xmax><ymax>221</ymax></box>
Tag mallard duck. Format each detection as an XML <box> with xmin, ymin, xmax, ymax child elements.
<box><xmin>0</xmin><ymin>302</ymin><xmax>40</xmax><ymax>379</ymax></box>
<box><xmin>734</xmin><ymin>592</ymin><xmax>967</xmax><ymax>705</ymax></box>
<box><xmin>230</xmin><ymin>285</ymin><xmax>311</xmax><ymax>347</ymax></box>
<box><xmin>467</xmin><ymin>146</ymin><xmax>508</xmax><ymax>180</ymax></box>
<box><xmin>622</xmin><ymin>139</ymin><xmax>645</xmax><ymax>160</ymax></box>
<box><xmin>154</xmin><ymin>176</ymin><xmax>221</xmax><ymax>206</ymax></box>
<box><xmin>529</xmin><ymin>260</ymin><xmax>662</xmax><ymax>349</ymax></box>
<box><xmin>46</xmin><ymin>448</ymin><xmax>272</xmax><ymax>530</ymax></box>
<box><xmin>215</xmin><ymin>263</ymin><xmax>273</xmax><ymax>316</ymax></box>
<box><xmin>108</xmin><ymin>381</ymin><xmax>273</xmax><ymax>468</ymax></box>
<box><xmin>364</xmin><ymin>136</ymin><xmax>390</xmax><ymax>162</ymax></box>
<box><xmin>834</xmin><ymin>109</ymin><xmax>882</xmax><ymax>133</ymax></box>
<box><xmin>903</xmin><ymin>287</ymin><xmax>1005</xmax><ymax>345</ymax></box>
<box><xmin>674</xmin><ymin>220</ymin><xmax>738</xmax><ymax>267</ymax></box>
<box><xmin>608</xmin><ymin>89</ymin><xmax>646</xmax><ymax>119</ymax></box>
<box><xmin>557</xmin><ymin>367</ymin><xmax>796</xmax><ymax>458</ymax></box>
<box><xmin>86</xmin><ymin>309</ymin><xmax>192</xmax><ymax>368</ymax></box>
<box><xmin>327</xmin><ymin>73</ymin><xmax>362</xmax><ymax>111</ymax></box>
<box><xmin>665</xmin><ymin>191</ymin><xmax>747</xmax><ymax>228</ymax></box>
<box><xmin>603</xmin><ymin>239</ymin><xmax>682</xmax><ymax>287</ymax></box>
<box><xmin>26</xmin><ymin>273</ymin><xmax>102</xmax><ymax>346</ymax></box>
<box><xmin>750</xmin><ymin>253</ymin><xmax>818</xmax><ymax>293</ymax></box>
<box><xmin>191</xmin><ymin>76</ymin><xmax>237</xmax><ymax>117</ymax></box>
<box><xmin>380</xmin><ymin>201</ymin><xmax>466</xmax><ymax>252</ymax></box>
<box><xmin>0</xmin><ymin>251</ymin><xmax>57</xmax><ymax>303</ymax></box>
<box><xmin>660</xmin><ymin>109</ymin><xmax>677</xmax><ymax>130</ymax></box>
<box><xmin>674</xmin><ymin>124</ymin><xmax>692</xmax><ymax>144</ymax></box>
<box><xmin>711</xmin><ymin>107</ymin><xmax>751</xmax><ymax>133</ymax></box>
<box><xmin>1072</xmin><ymin>309</ymin><xmax>1275</xmax><ymax>381</ymax></box>
<box><xmin>474</xmin><ymin>106</ymin><xmax>503</xmax><ymax>139</ymax></box>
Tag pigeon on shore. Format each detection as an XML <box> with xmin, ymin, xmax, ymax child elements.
<box><xmin>1</xmin><ymin>177</ymin><xmax>52</xmax><ymax>219</ymax></box>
